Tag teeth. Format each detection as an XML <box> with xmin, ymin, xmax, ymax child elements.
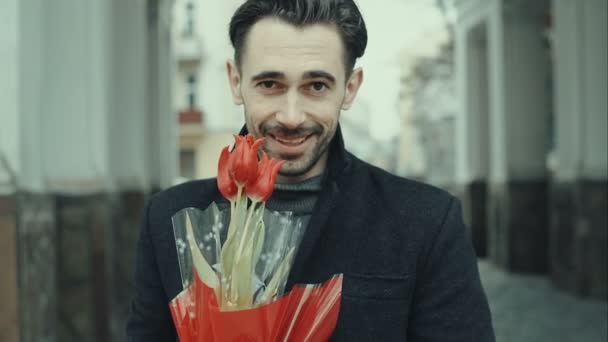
<box><xmin>275</xmin><ymin>136</ymin><xmax>307</xmax><ymax>145</ymax></box>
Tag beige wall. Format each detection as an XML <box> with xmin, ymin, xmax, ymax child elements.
<box><xmin>0</xmin><ymin>197</ymin><xmax>18</xmax><ymax>342</ymax></box>
<box><xmin>194</xmin><ymin>132</ymin><xmax>236</xmax><ymax>180</ymax></box>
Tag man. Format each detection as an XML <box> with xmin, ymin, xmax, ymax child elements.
<box><xmin>127</xmin><ymin>0</ymin><xmax>495</xmax><ymax>341</ymax></box>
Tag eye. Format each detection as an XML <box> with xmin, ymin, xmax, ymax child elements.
<box><xmin>309</xmin><ymin>82</ymin><xmax>328</xmax><ymax>93</ymax></box>
<box><xmin>258</xmin><ymin>81</ymin><xmax>277</xmax><ymax>89</ymax></box>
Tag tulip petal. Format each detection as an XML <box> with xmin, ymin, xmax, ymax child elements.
<box><xmin>230</xmin><ymin>134</ymin><xmax>261</xmax><ymax>187</ymax></box>
<box><xmin>217</xmin><ymin>146</ymin><xmax>237</xmax><ymax>201</ymax></box>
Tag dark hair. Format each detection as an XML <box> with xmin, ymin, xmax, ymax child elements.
<box><xmin>229</xmin><ymin>0</ymin><xmax>367</xmax><ymax>76</ymax></box>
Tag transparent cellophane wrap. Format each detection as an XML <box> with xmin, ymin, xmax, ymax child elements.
<box><xmin>170</xmin><ymin>203</ymin><xmax>343</xmax><ymax>342</ymax></box>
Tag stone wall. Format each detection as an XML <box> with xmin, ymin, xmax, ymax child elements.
<box><xmin>550</xmin><ymin>180</ymin><xmax>608</xmax><ymax>299</ymax></box>
<box><xmin>55</xmin><ymin>192</ymin><xmax>147</xmax><ymax>342</ymax></box>
<box><xmin>16</xmin><ymin>193</ymin><xmax>57</xmax><ymax>342</ymax></box>
<box><xmin>108</xmin><ymin>192</ymin><xmax>147</xmax><ymax>342</ymax></box>
<box><xmin>447</xmin><ymin>181</ymin><xmax>489</xmax><ymax>258</ymax></box>
<box><xmin>0</xmin><ymin>191</ymin><xmax>147</xmax><ymax>342</ymax></box>
<box><xmin>56</xmin><ymin>194</ymin><xmax>110</xmax><ymax>341</ymax></box>
<box><xmin>487</xmin><ymin>181</ymin><xmax>549</xmax><ymax>273</ymax></box>
<box><xmin>0</xmin><ymin>195</ymin><xmax>19</xmax><ymax>342</ymax></box>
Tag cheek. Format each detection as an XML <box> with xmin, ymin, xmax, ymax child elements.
<box><xmin>310</xmin><ymin>102</ymin><xmax>341</xmax><ymax>126</ymax></box>
<box><xmin>244</xmin><ymin>103</ymin><xmax>274</xmax><ymax>128</ymax></box>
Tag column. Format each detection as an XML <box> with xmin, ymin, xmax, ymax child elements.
<box><xmin>145</xmin><ymin>0</ymin><xmax>179</xmax><ymax>190</ymax></box>
<box><xmin>454</xmin><ymin>0</ymin><xmax>491</xmax><ymax>257</ymax></box>
<box><xmin>14</xmin><ymin>0</ymin><xmax>58</xmax><ymax>341</ymax></box>
<box><xmin>106</xmin><ymin>1</ymin><xmax>151</xmax><ymax>340</ymax></box>
<box><xmin>550</xmin><ymin>0</ymin><xmax>607</xmax><ymax>299</ymax></box>
<box><xmin>484</xmin><ymin>0</ymin><xmax>551</xmax><ymax>273</ymax></box>
<box><xmin>40</xmin><ymin>0</ymin><xmax>112</xmax><ymax>340</ymax></box>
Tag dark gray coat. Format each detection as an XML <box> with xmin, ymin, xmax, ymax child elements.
<box><xmin>126</xmin><ymin>128</ymin><xmax>495</xmax><ymax>341</ymax></box>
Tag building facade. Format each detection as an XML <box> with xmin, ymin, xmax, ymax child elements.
<box><xmin>171</xmin><ymin>0</ymin><xmax>245</xmax><ymax>181</ymax></box>
<box><xmin>452</xmin><ymin>0</ymin><xmax>607</xmax><ymax>298</ymax></box>
<box><xmin>0</xmin><ymin>0</ymin><xmax>177</xmax><ymax>340</ymax></box>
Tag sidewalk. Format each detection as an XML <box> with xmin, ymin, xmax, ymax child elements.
<box><xmin>478</xmin><ymin>260</ymin><xmax>607</xmax><ymax>342</ymax></box>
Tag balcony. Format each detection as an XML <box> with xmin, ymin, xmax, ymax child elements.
<box><xmin>178</xmin><ymin>108</ymin><xmax>204</xmax><ymax>137</ymax></box>
<box><xmin>175</xmin><ymin>34</ymin><xmax>203</xmax><ymax>66</ymax></box>
<box><xmin>179</xmin><ymin>108</ymin><xmax>203</xmax><ymax>124</ymax></box>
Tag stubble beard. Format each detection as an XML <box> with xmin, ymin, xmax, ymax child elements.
<box><xmin>245</xmin><ymin>115</ymin><xmax>334</xmax><ymax>179</ymax></box>
<box><xmin>270</xmin><ymin>136</ymin><xmax>330</xmax><ymax>178</ymax></box>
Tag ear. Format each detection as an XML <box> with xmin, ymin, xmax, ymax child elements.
<box><xmin>226</xmin><ymin>59</ymin><xmax>243</xmax><ymax>105</ymax></box>
<box><xmin>342</xmin><ymin>67</ymin><xmax>363</xmax><ymax>110</ymax></box>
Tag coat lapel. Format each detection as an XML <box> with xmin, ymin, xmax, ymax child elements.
<box><xmin>284</xmin><ymin>126</ymin><xmax>350</xmax><ymax>288</ymax></box>
<box><xmin>286</xmin><ymin>179</ymin><xmax>340</xmax><ymax>289</ymax></box>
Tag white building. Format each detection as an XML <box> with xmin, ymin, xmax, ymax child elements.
<box><xmin>0</xmin><ymin>0</ymin><xmax>177</xmax><ymax>340</ymax></box>
<box><xmin>172</xmin><ymin>0</ymin><xmax>244</xmax><ymax>181</ymax></box>
<box><xmin>452</xmin><ymin>0</ymin><xmax>607</xmax><ymax>298</ymax></box>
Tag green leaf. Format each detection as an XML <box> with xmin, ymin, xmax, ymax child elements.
<box><xmin>221</xmin><ymin>196</ymin><xmax>248</xmax><ymax>286</ymax></box>
<box><xmin>185</xmin><ymin>212</ymin><xmax>219</xmax><ymax>289</ymax></box>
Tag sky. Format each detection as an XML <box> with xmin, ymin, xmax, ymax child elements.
<box><xmin>354</xmin><ymin>0</ymin><xmax>448</xmax><ymax>141</ymax></box>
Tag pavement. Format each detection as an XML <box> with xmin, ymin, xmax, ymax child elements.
<box><xmin>478</xmin><ymin>260</ymin><xmax>607</xmax><ymax>342</ymax></box>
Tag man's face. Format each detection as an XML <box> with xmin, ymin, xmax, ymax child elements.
<box><xmin>227</xmin><ymin>18</ymin><xmax>363</xmax><ymax>183</ymax></box>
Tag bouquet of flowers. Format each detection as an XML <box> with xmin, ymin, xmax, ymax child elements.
<box><xmin>169</xmin><ymin>134</ymin><xmax>342</xmax><ymax>341</ymax></box>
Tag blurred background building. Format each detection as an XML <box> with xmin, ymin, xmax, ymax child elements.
<box><xmin>0</xmin><ymin>0</ymin><xmax>606</xmax><ymax>341</ymax></box>
<box><xmin>449</xmin><ymin>0</ymin><xmax>607</xmax><ymax>299</ymax></box>
<box><xmin>173</xmin><ymin>0</ymin><xmax>243</xmax><ymax>182</ymax></box>
<box><xmin>0</xmin><ymin>0</ymin><xmax>176</xmax><ymax>341</ymax></box>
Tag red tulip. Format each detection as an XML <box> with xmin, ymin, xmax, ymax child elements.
<box><xmin>246</xmin><ymin>152</ymin><xmax>285</xmax><ymax>203</ymax></box>
<box><xmin>217</xmin><ymin>146</ymin><xmax>238</xmax><ymax>201</ymax></box>
<box><xmin>229</xmin><ymin>135</ymin><xmax>264</xmax><ymax>188</ymax></box>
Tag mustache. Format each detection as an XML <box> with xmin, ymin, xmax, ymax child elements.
<box><xmin>261</xmin><ymin>123</ymin><xmax>323</xmax><ymax>137</ymax></box>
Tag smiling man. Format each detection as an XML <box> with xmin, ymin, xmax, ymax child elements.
<box><xmin>226</xmin><ymin>16</ymin><xmax>363</xmax><ymax>184</ymax></box>
<box><xmin>127</xmin><ymin>1</ymin><xmax>495</xmax><ymax>341</ymax></box>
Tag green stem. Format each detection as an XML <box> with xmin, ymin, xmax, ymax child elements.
<box><xmin>223</xmin><ymin>185</ymin><xmax>244</xmax><ymax>307</ymax></box>
<box><xmin>229</xmin><ymin>199</ymin><xmax>235</xmax><ymax>224</ymax></box>
<box><xmin>236</xmin><ymin>199</ymin><xmax>257</xmax><ymax>264</ymax></box>
<box><xmin>227</xmin><ymin>186</ymin><xmax>243</xmax><ymax>241</ymax></box>
<box><xmin>229</xmin><ymin>197</ymin><xmax>259</xmax><ymax>307</ymax></box>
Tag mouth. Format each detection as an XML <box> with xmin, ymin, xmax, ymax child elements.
<box><xmin>270</xmin><ymin>134</ymin><xmax>310</xmax><ymax>145</ymax></box>
<box><xmin>267</xmin><ymin>133</ymin><xmax>314</xmax><ymax>154</ymax></box>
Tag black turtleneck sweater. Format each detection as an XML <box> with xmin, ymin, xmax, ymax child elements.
<box><xmin>265</xmin><ymin>174</ymin><xmax>324</xmax><ymax>230</ymax></box>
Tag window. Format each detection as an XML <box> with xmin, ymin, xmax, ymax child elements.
<box><xmin>185</xmin><ymin>2</ymin><xmax>195</xmax><ymax>36</ymax></box>
<box><xmin>187</xmin><ymin>74</ymin><xmax>197</xmax><ymax>108</ymax></box>
<box><xmin>179</xmin><ymin>149</ymin><xmax>196</xmax><ymax>179</ymax></box>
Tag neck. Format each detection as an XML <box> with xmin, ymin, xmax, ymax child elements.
<box><xmin>267</xmin><ymin>174</ymin><xmax>323</xmax><ymax>214</ymax></box>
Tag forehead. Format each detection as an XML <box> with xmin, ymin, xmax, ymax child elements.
<box><xmin>240</xmin><ymin>18</ymin><xmax>346</xmax><ymax>80</ymax></box>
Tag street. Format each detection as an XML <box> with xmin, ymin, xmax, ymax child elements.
<box><xmin>479</xmin><ymin>260</ymin><xmax>607</xmax><ymax>342</ymax></box>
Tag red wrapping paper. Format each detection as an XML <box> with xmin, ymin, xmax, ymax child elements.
<box><xmin>170</xmin><ymin>272</ymin><xmax>343</xmax><ymax>342</ymax></box>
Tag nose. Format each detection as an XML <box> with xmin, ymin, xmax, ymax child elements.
<box><xmin>275</xmin><ymin>91</ymin><xmax>306</xmax><ymax>129</ymax></box>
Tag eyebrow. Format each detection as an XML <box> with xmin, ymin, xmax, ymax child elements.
<box><xmin>251</xmin><ymin>71</ymin><xmax>285</xmax><ymax>82</ymax></box>
<box><xmin>250</xmin><ymin>70</ymin><xmax>337</xmax><ymax>84</ymax></box>
<box><xmin>303</xmin><ymin>70</ymin><xmax>336</xmax><ymax>84</ymax></box>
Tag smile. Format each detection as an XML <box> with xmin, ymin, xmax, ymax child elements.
<box><xmin>272</xmin><ymin>135</ymin><xmax>310</xmax><ymax>146</ymax></box>
<box><xmin>270</xmin><ymin>134</ymin><xmax>312</xmax><ymax>146</ymax></box>
<box><xmin>267</xmin><ymin>134</ymin><xmax>314</xmax><ymax>154</ymax></box>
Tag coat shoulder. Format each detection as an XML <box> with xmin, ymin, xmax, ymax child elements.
<box><xmin>145</xmin><ymin>178</ymin><xmax>221</xmax><ymax>235</ymax></box>
<box><xmin>349</xmin><ymin>155</ymin><xmax>456</xmax><ymax>224</ymax></box>
<box><xmin>151</xmin><ymin>178</ymin><xmax>218</xmax><ymax>207</ymax></box>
